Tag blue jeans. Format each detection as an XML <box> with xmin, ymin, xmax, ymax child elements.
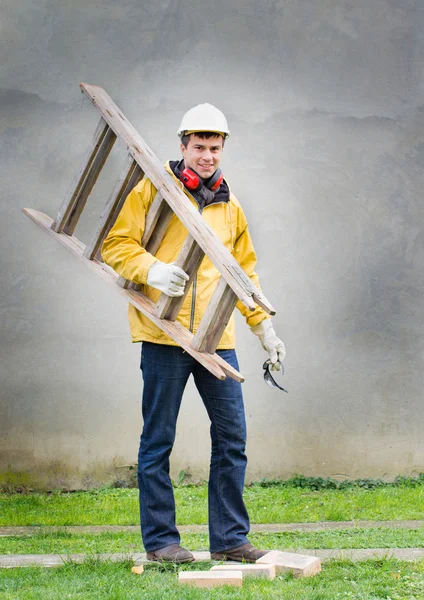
<box><xmin>137</xmin><ymin>342</ymin><xmax>250</xmax><ymax>553</ymax></box>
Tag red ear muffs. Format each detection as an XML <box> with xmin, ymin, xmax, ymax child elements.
<box><xmin>207</xmin><ymin>168</ymin><xmax>224</xmax><ymax>191</ymax></box>
<box><xmin>179</xmin><ymin>167</ymin><xmax>223</xmax><ymax>193</ymax></box>
<box><xmin>179</xmin><ymin>168</ymin><xmax>202</xmax><ymax>192</ymax></box>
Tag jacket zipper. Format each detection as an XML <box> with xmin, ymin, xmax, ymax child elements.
<box><xmin>189</xmin><ymin>277</ymin><xmax>197</xmax><ymax>333</ymax></box>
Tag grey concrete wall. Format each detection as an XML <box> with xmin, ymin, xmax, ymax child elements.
<box><xmin>1</xmin><ymin>0</ymin><xmax>423</xmax><ymax>489</ymax></box>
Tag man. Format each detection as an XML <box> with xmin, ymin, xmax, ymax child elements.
<box><xmin>102</xmin><ymin>103</ymin><xmax>286</xmax><ymax>563</ymax></box>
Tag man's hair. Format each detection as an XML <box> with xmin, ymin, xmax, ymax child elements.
<box><xmin>180</xmin><ymin>131</ymin><xmax>225</xmax><ymax>148</ymax></box>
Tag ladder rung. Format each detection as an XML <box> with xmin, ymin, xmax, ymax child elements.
<box><xmin>117</xmin><ymin>276</ymin><xmax>130</xmax><ymax>289</ymax></box>
<box><xmin>84</xmin><ymin>155</ymin><xmax>144</xmax><ymax>260</ymax></box>
<box><xmin>191</xmin><ymin>277</ymin><xmax>238</xmax><ymax>354</ymax></box>
<box><xmin>154</xmin><ymin>234</ymin><xmax>205</xmax><ymax>321</ymax></box>
<box><xmin>117</xmin><ymin>276</ymin><xmax>140</xmax><ymax>291</ymax></box>
<box><xmin>52</xmin><ymin>118</ymin><xmax>116</xmax><ymax>235</ymax></box>
<box><xmin>114</xmin><ymin>190</ymin><xmax>174</xmax><ymax>289</ymax></box>
<box><xmin>142</xmin><ymin>192</ymin><xmax>168</xmax><ymax>246</ymax></box>
<box><xmin>144</xmin><ymin>203</ymin><xmax>174</xmax><ymax>255</ymax></box>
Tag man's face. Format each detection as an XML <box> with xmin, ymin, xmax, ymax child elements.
<box><xmin>180</xmin><ymin>134</ymin><xmax>223</xmax><ymax>179</ymax></box>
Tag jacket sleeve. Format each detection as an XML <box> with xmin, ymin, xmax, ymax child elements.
<box><xmin>232</xmin><ymin>199</ymin><xmax>271</xmax><ymax>328</ymax></box>
<box><xmin>101</xmin><ymin>178</ymin><xmax>158</xmax><ymax>284</ymax></box>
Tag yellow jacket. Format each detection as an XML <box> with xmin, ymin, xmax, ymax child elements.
<box><xmin>102</xmin><ymin>163</ymin><xmax>269</xmax><ymax>348</ymax></box>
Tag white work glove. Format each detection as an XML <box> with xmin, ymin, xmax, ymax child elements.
<box><xmin>250</xmin><ymin>319</ymin><xmax>286</xmax><ymax>371</ymax></box>
<box><xmin>146</xmin><ymin>261</ymin><xmax>189</xmax><ymax>297</ymax></box>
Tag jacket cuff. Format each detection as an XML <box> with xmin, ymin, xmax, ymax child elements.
<box><xmin>136</xmin><ymin>253</ymin><xmax>158</xmax><ymax>285</ymax></box>
<box><xmin>250</xmin><ymin>318</ymin><xmax>273</xmax><ymax>335</ymax></box>
<box><xmin>247</xmin><ymin>314</ymin><xmax>271</xmax><ymax>329</ymax></box>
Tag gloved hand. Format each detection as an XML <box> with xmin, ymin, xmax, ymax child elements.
<box><xmin>250</xmin><ymin>319</ymin><xmax>286</xmax><ymax>371</ymax></box>
<box><xmin>146</xmin><ymin>261</ymin><xmax>189</xmax><ymax>297</ymax></box>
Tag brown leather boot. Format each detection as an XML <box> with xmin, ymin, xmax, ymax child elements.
<box><xmin>211</xmin><ymin>542</ymin><xmax>268</xmax><ymax>563</ymax></box>
<box><xmin>146</xmin><ymin>544</ymin><xmax>194</xmax><ymax>564</ymax></box>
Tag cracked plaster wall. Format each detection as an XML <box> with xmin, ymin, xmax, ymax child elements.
<box><xmin>0</xmin><ymin>0</ymin><xmax>423</xmax><ymax>488</ymax></box>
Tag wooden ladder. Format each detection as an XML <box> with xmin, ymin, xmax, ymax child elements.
<box><xmin>23</xmin><ymin>83</ymin><xmax>275</xmax><ymax>382</ymax></box>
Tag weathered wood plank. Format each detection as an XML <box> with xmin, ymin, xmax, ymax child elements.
<box><xmin>52</xmin><ymin>118</ymin><xmax>117</xmax><ymax>235</ymax></box>
<box><xmin>144</xmin><ymin>204</ymin><xmax>174</xmax><ymax>255</ymax></box>
<box><xmin>191</xmin><ymin>277</ymin><xmax>238</xmax><ymax>354</ymax></box>
<box><xmin>131</xmin><ymin>564</ymin><xmax>144</xmax><ymax>575</ymax></box>
<box><xmin>84</xmin><ymin>156</ymin><xmax>144</xmax><ymax>260</ymax></box>
<box><xmin>80</xmin><ymin>83</ymin><xmax>268</xmax><ymax>313</ymax></box>
<box><xmin>117</xmin><ymin>276</ymin><xmax>130</xmax><ymax>289</ymax></box>
<box><xmin>153</xmin><ymin>234</ymin><xmax>205</xmax><ymax>321</ymax></box>
<box><xmin>178</xmin><ymin>571</ymin><xmax>242</xmax><ymax>588</ymax></box>
<box><xmin>211</xmin><ymin>564</ymin><xmax>276</xmax><ymax>580</ymax></box>
<box><xmin>257</xmin><ymin>551</ymin><xmax>322</xmax><ymax>578</ymax></box>
<box><xmin>52</xmin><ymin>118</ymin><xmax>108</xmax><ymax>233</ymax></box>
<box><xmin>63</xmin><ymin>125</ymin><xmax>117</xmax><ymax>236</ymax></box>
<box><xmin>23</xmin><ymin>208</ymin><xmax>244</xmax><ymax>383</ymax></box>
<box><xmin>142</xmin><ymin>191</ymin><xmax>169</xmax><ymax>247</ymax></box>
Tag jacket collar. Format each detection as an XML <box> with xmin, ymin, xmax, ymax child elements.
<box><xmin>167</xmin><ymin>160</ymin><xmax>230</xmax><ymax>210</ymax></box>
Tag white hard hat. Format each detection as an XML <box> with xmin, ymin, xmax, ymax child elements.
<box><xmin>177</xmin><ymin>103</ymin><xmax>230</xmax><ymax>139</ymax></box>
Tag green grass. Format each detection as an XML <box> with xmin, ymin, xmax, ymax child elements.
<box><xmin>1</xmin><ymin>484</ymin><xmax>423</xmax><ymax>526</ymax></box>
<box><xmin>1</xmin><ymin>480</ymin><xmax>423</xmax><ymax>598</ymax></box>
<box><xmin>0</xmin><ymin>558</ymin><xmax>423</xmax><ymax>599</ymax></box>
<box><xmin>1</xmin><ymin>528</ymin><xmax>424</xmax><ymax>555</ymax></box>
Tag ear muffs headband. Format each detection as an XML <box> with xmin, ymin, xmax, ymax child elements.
<box><xmin>179</xmin><ymin>167</ymin><xmax>223</xmax><ymax>193</ymax></box>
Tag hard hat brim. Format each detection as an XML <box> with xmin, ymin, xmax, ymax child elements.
<box><xmin>177</xmin><ymin>129</ymin><xmax>230</xmax><ymax>140</ymax></box>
